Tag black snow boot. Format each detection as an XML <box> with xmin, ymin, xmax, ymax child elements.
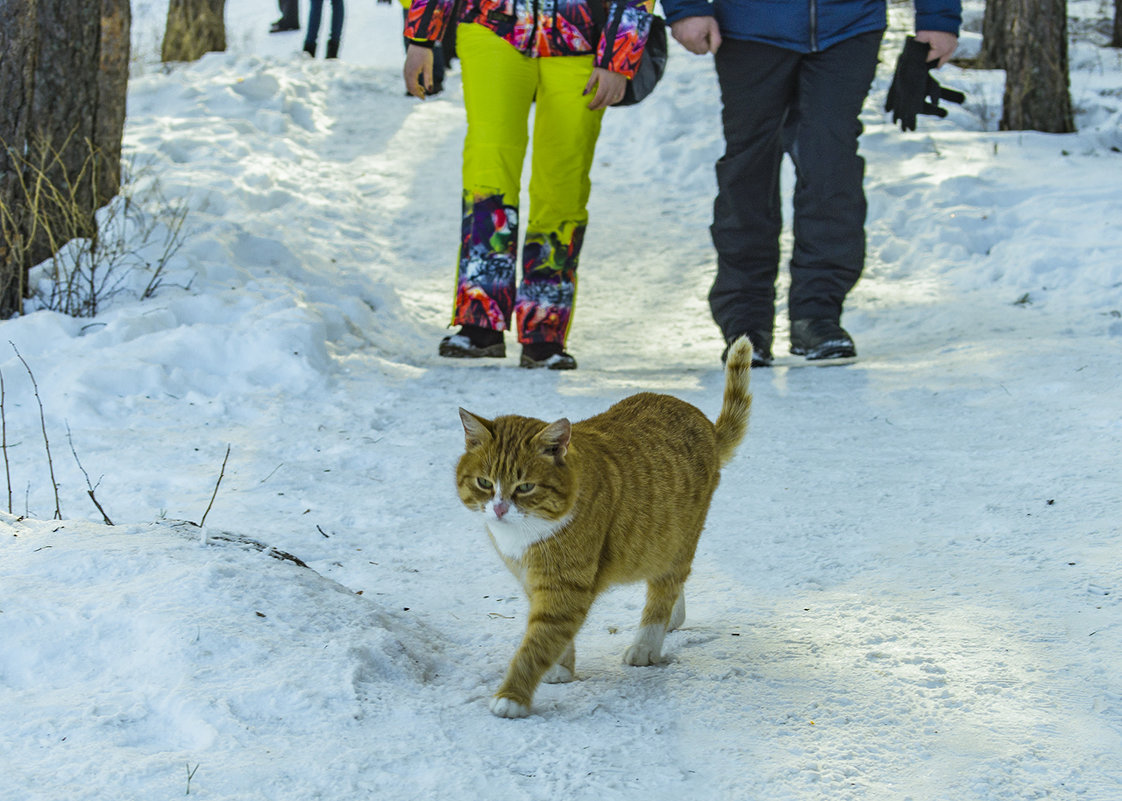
<box><xmin>270</xmin><ymin>18</ymin><xmax>300</xmax><ymax>33</ymax></box>
<box><xmin>326</xmin><ymin>39</ymin><xmax>340</xmax><ymax>59</ymax></box>
<box><xmin>303</xmin><ymin>41</ymin><xmax>316</xmax><ymax>57</ymax></box>
<box><xmin>722</xmin><ymin>330</ymin><xmax>773</xmax><ymax>367</ymax></box>
<box><xmin>519</xmin><ymin>342</ymin><xmax>577</xmax><ymax>370</ymax></box>
<box><xmin>439</xmin><ymin>325</ymin><xmax>506</xmax><ymax>359</ymax></box>
<box><xmin>790</xmin><ymin>318</ymin><xmax>857</xmax><ymax>360</ymax></box>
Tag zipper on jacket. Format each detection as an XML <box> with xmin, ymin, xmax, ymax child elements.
<box><xmin>808</xmin><ymin>0</ymin><xmax>818</xmax><ymax>51</ymax></box>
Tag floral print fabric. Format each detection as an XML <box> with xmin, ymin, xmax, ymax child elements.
<box><xmin>405</xmin><ymin>0</ymin><xmax>654</xmax><ymax>78</ymax></box>
<box><xmin>454</xmin><ymin>193</ymin><xmax>584</xmax><ymax>344</ymax></box>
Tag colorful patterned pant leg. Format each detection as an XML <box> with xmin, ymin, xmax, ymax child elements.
<box><xmin>516</xmin><ymin>223</ymin><xmax>584</xmax><ymax>345</ymax></box>
<box><xmin>455</xmin><ymin>192</ymin><xmax>519</xmax><ymax>330</ymax></box>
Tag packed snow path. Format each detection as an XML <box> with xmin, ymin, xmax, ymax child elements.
<box><xmin>0</xmin><ymin>3</ymin><xmax>1119</xmax><ymax>799</ymax></box>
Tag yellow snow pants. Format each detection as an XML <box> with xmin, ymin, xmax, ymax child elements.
<box><xmin>453</xmin><ymin>22</ymin><xmax>605</xmax><ymax>345</ymax></box>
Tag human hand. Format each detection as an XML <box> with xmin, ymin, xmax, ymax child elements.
<box><xmin>885</xmin><ymin>36</ymin><xmax>966</xmax><ymax>131</ymax></box>
<box><xmin>914</xmin><ymin>30</ymin><xmax>959</xmax><ymax>67</ymax></box>
<box><xmin>403</xmin><ymin>44</ymin><xmax>434</xmax><ymax>99</ymax></box>
<box><xmin>584</xmin><ymin>67</ymin><xmax>627</xmax><ymax>110</ymax></box>
<box><xmin>670</xmin><ymin>16</ymin><xmax>721</xmax><ymax>55</ymax></box>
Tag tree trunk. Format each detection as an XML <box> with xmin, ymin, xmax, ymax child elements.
<box><xmin>162</xmin><ymin>0</ymin><xmax>227</xmax><ymax>62</ymax></box>
<box><xmin>1000</xmin><ymin>0</ymin><xmax>1075</xmax><ymax>133</ymax></box>
<box><xmin>97</xmin><ymin>0</ymin><xmax>132</xmax><ymax>206</ymax></box>
<box><xmin>0</xmin><ymin>0</ymin><xmax>130</xmax><ymax>319</ymax></box>
<box><xmin>1113</xmin><ymin>0</ymin><xmax>1121</xmax><ymax>48</ymax></box>
<box><xmin>981</xmin><ymin>0</ymin><xmax>1008</xmax><ymax>68</ymax></box>
<box><xmin>0</xmin><ymin>2</ymin><xmax>33</xmax><ymax>316</ymax></box>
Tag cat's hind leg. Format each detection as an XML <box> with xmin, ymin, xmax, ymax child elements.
<box><xmin>542</xmin><ymin>641</ymin><xmax>576</xmax><ymax>684</ymax></box>
<box><xmin>623</xmin><ymin>575</ymin><xmax>684</xmax><ymax>666</ymax></box>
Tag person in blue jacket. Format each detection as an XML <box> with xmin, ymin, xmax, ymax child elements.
<box><xmin>661</xmin><ymin>0</ymin><xmax>961</xmax><ymax>364</ymax></box>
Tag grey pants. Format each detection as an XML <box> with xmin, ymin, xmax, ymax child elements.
<box><xmin>709</xmin><ymin>31</ymin><xmax>883</xmax><ymax>343</ymax></box>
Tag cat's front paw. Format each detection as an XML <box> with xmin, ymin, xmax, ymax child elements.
<box><xmin>490</xmin><ymin>696</ymin><xmax>531</xmax><ymax>719</ymax></box>
<box><xmin>542</xmin><ymin>663</ymin><xmax>575</xmax><ymax>684</ymax></box>
<box><xmin>623</xmin><ymin>623</ymin><xmax>666</xmax><ymax>666</ymax></box>
<box><xmin>622</xmin><ymin>643</ymin><xmax>663</xmax><ymax>667</ymax></box>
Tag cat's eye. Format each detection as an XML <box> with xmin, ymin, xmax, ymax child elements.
<box><xmin>515</xmin><ymin>483</ymin><xmax>535</xmax><ymax>494</ymax></box>
<box><xmin>476</xmin><ymin>477</ymin><xmax>494</xmax><ymax>490</ymax></box>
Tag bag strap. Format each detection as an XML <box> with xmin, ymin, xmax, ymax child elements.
<box><xmin>589</xmin><ymin>1</ymin><xmax>624</xmax><ymax>63</ymax></box>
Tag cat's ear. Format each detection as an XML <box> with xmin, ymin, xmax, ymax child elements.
<box><xmin>535</xmin><ymin>419</ymin><xmax>571</xmax><ymax>464</ymax></box>
<box><xmin>459</xmin><ymin>408</ymin><xmax>494</xmax><ymax>449</ymax></box>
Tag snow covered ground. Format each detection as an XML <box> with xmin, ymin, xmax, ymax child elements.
<box><xmin>1</xmin><ymin>1</ymin><xmax>1120</xmax><ymax>799</ymax></box>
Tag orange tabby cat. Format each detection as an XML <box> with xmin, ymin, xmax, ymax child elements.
<box><xmin>456</xmin><ymin>338</ymin><xmax>753</xmax><ymax>718</ymax></box>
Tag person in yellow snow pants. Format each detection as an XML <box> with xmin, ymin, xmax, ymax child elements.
<box><xmin>408</xmin><ymin>23</ymin><xmax>625</xmax><ymax>369</ymax></box>
<box><xmin>454</xmin><ymin>23</ymin><xmax>605</xmax><ymax>368</ymax></box>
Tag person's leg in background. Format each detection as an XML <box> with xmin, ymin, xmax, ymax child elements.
<box><xmin>785</xmin><ymin>30</ymin><xmax>882</xmax><ymax>359</ymax></box>
<box><xmin>515</xmin><ymin>52</ymin><xmax>605</xmax><ymax>369</ymax></box>
<box><xmin>709</xmin><ymin>39</ymin><xmax>800</xmax><ymax>365</ymax></box>
<box><xmin>325</xmin><ymin>0</ymin><xmax>345</xmax><ymax>58</ymax></box>
<box><xmin>440</xmin><ymin>24</ymin><xmax>537</xmax><ymax>359</ymax></box>
<box><xmin>271</xmin><ymin>0</ymin><xmax>300</xmax><ymax>33</ymax></box>
<box><xmin>303</xmin><ymin>0</ymin><xmax>324</xmax><ymax>55</ymax></box>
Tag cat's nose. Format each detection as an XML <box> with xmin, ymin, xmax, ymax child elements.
<box><xmin>493</xmin><ymin>500</ymin><xmax>510</xmax><ymax>519</ymax></box>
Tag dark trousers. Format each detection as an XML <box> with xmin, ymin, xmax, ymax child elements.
<box><xmin>305</xmin><ymin>0</ymin><xmax>344</xmax><ymax>50</ymax></box>
<box><xmin>278</xmin><ymin>0</ymin><xmax>299</xmax><ymax>27</ymax></box>
<box><xmin>709</xmin><ymin>31</ymin><xmax>882</xmax><ymax>343</ymax></box>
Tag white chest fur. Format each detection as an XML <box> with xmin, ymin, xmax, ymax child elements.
<box><xmin>483</xmin><ymin>511</ymin><xmax>568</xmax><ymax>561</ymax></box>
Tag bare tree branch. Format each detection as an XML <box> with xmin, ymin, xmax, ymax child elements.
<box><xmin>0</xmin><ymin>366</ymin><xmax>11</xmax><ymax>514</ymax></box>
<box><xmin>11</xmin><ymin>342</ymin><xmax>60</xmax><ymax>519</ymax></box>
<box><xmin>198</xmin><ymin>444</ymin><xmax>230</xmax><ymax>528</ymax></box>
<box><xmin>66</xmin><ymin>422</ymin><xmax>113</xmax><ymax>525</ymax></box>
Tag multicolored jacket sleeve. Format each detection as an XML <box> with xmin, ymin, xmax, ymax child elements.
<box><xmin>596</xmin><ymin>0</ymin><xmax>656</xmax><ymax>79</ymax></box>
<box><xmin>405</xmin><ymin>0</ymin><xmax>655</xmax><ymax>78</ymax></box>
<box><xmin>404</xmin><ymin>0</ymin><xmax>457</xmax><ymax>43</ymax></box>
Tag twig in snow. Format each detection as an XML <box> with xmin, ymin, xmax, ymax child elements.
<box><xmin>198</xmin><ymin>445</ymin><xmax>230</xmax><ymax>528</ymax></box>
<box><xmin>11</xmin><ymin>343</ymin><xmax>61</xmax><ymax>519</ymax></box>
<box><xmin>0</xmin><ymin>367</ymin><xmax>11</xmax><ymax>514</ymax></box>
<box><xmin>185</xmin><ymin>763</ymin><xmax>199</xmax><ymax>795</ymax></box>
<box><xmin>66</xmin><ymin>422</ymin><xmax>113</xmax><ymax>525</ymax></box>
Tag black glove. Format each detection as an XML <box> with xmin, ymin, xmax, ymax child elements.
<box><xmin>885</xmin><ymin>36</ymin><xmax>966</xmax><ymax>132</ymax></box>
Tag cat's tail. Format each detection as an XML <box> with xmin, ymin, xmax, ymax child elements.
<box><xmin>714</xmin><ymin>337</ymin><xmax>753</xmax><ymax>467</ymax></box>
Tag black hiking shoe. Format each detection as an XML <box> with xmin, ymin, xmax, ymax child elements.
<box><xmin>270</xmin><ymin>19</ymin><xmax>299</xmax><ymax>33</ymax></box>
<box><xmin>722</xmin><ymin>330</ymin><xmax>773</xmax><ymax>367</ymax></box>
<box><xmin>519</xmin><ymin>342</ymin><xmax>577</xmax><ymax>370</ymax></box>
<box><xmin>439</xmin><ymin>325</ymin><xmax>506</xmax><ymax>359</ymax></box>
<box><xmin>790</xmin><ymin>318</ymin><xmax>857</xmax><ymax>360</ymax></box>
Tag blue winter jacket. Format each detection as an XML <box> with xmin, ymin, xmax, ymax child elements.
<box><xmin>658</xmin><ymin>0</ymin><xmax>961</xmax><ymax>53</ymax></box>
